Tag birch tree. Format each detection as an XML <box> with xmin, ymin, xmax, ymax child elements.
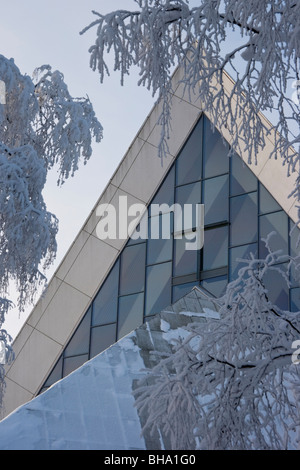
<box><xmin>0</xmin><ymin>55</ymin><xmax>102</xmax><ymax>400</ymax></box>
<box><xmin>133</xmin><ymin>236</ymin><xmax>300</xmax><ymax>449</ymax></box>
<box><xmin>82</xmin><ymin>0</ymin><xmax>300</xmax><ymax>210</ymax></box>
<box><xmin>80</xmin><ymin>0</ymin><xmax>300</xmax><ymax>448</ymax></box>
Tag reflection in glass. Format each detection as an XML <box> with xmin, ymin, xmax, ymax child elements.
<box><xmin>176</xmin><ymin>117</ymin><xmax>202</xmax><ymax>185</ymax></box>
<box><xmin>173</xmin><ymin>235</ymin><xmax>198</xmax><ymax>277</ymax></box>
<box><xmin>92</xmin><ymin>261</ymin><xmax>119</xmax><ymax>326</ymax></box>
<box><xmin>262</xmin><ymin>263</ymin><xmax>289</xmax><ymax>310</ymax></box>
<box><xmin>147</xmin><ymin>213</ymin><xmax>173</xmax><ymax>265</ymax></box>
<box><xmin>203</xmin><ymin>174</ymin><xmax>229</xmax><ymax>225</ymax></box>
<box><xmin>64</xmin><ymin>308</ymin><xmax>91</xmax><ymax>357</ymax></box>
<box><xmin>172</xmin><ymin>282</ymin><xmax>199</xmax><ymax>303</ymax></box>
<box><xmin>290</xmin><ymin>288</ymin><xmax>300</xmax><ymax>313</ymax></box>
<box><xmin>203</xmin><ymin>226</ymin><xmax>228</xmax><ymax>271</ymax></box>
<box><xmin>230</xmin><ymin>192</ymin><xmax>258</xmax><ymax>246</ymax></box>
<box><xmin>259</xmin><ymin>183</ymin><xmax>281</xmax><ymax>214</ymax></box>
<box><xmin>119</xmin><ymin>243</ymin><xmax>146</xmax><ymax>295</ymax></box>
<box><xmin>118</xmin><ymin>293</ymin><xmax>144</xmax><ymax>338</ymax></box>
<box><xmin>43</xmin><ymin>356</ymin><xmax>63</xmax><ymax>388</ymax></box>
<box><xmin>259</xmin><ymin>211</ymin><xmax>288</xmax><ymax>259</ymax></box>
<box><xmin>229</xmin><ymin>243</ymin><xmax>258</xmax><ymax>281</ymax></box>
<box><xmin>201</xmin><ymin>275</ymin><xmax>227</xmax><ymax>297</ymax></box>
<box><xmin>145</xmin><ymin>262</ymin><xmax>172</xmax><ymax>316</ymax></box>
<box><xmin>175</xmin><ymin>181</ymin><xmax>201</xmax><ymax>207</ymax></box>
<box><xmin>63</xmin><ymin>354</ymin><xmax>89</xmax><ymax>378</ymax></box>
<box><xmin>203</xmin><ymin>116</ymin><xmax>229</xmax><ymax>178</ymax></box>
<box><xmin>152</xmin><ymin>166</ymin><xmax>175</xmax><ymax>207</ymax></box>
<box><xmin>90</xmin><ymin>323</ymin><xmax>117</xmax><ymax>358</ymax></box>
<box><xmin>230</xmin><ymin>153</ymin><xmax>257</xmax><ymax>196</ymax></box>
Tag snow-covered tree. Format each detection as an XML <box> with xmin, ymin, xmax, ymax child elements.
<box><xmin>0</xmin><ymin>55</ymin><xmax>102</xmax><ymax>396</ymax></box>
<box><xmin>81</xmin><ymin>0</ymin><xmax>300</xmax><ymax>448</ymax></box>
<box><xmin>133</xmin><ymin>235</ymin><xmax>300</xmax><ymax>449</ymax></box>
<box><xmin>82</xmin><ymin>0</ymin><xmax>299</xmax><ymax>210</ymax></box>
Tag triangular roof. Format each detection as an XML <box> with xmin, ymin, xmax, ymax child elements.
<box><xmin>0</xmin><ymin>287</ymin><xmax>221</xmax><ymax>450</ymax></box>
<box><xmin>1</xmin><ymin>66</ymin><xmax>298</xmax><ymax>420</ymax></box>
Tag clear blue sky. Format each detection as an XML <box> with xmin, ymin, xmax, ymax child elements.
<box><xmin>0</xmin><ymin>1</ymin><xmax>156</xmax><ymax>337</ymax></box>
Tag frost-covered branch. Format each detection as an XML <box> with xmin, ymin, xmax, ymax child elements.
<box><xmin>133</xmin><ymin>235</ymin><xmax>300</xmax><ymax>449</ymax></box>
<box><xmin>0</xmin><ymin>55</ymin><xmax>102</xmax><ymax>347</ymax></box>
<box><xmin>82</xmin><ymin>0</ymin><xmax>300</xmax><ymax>210</ymax></box>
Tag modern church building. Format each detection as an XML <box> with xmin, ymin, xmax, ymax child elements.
<box><xmin>0</xmin><ymin>65</ymin><xmax>298</xmax><ymax>449</ymax></box>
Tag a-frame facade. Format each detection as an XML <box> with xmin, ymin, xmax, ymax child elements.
<box><xmin>1</xmin><ymin>66</ymin><xmax>299</xmax><ymax>420</ymax></box>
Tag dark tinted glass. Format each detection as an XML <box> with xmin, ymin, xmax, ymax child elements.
<box><xmin>145</xmin><ymin>262</ymin><xmax>172</xmax><ymax>315</ymax></box>
<box><xmin>203</xmin><ymin>174</ymin><xmax>229</xmax><ymax>225</ymax></box>
<box><xmin>63</xmin><ymin>354</ymin><xmax>89</xmax><ymax>377</ymax></box>
<box><xmin>173</xmin><ymin>235</ymin><xmax>198</xmax><ymax>276</ymax></box>
<box><xmin>290</xmin><ymin>288</ymin><xmax>300</xmax><ymax>312</ymax></box>
<box><xmin>152</xmin><ymin>166</ymin><xmax>175</xmax><ymax>207</ymax></box>
<box><xmin>259</xmin><ymin>183</ymin><xmax>281</xmax><ymax>214</ymax></box>
<box><xmin>147</xmin><ymin>215</ymin><xmax>173</xmax><ymax>265</ymax></box>
<box><xmin>259</xmin><ymin>211</ymin><xmax>288</xmax><ymax>259</ymax></box>
<box><xmin>175</xmin><ymin>181</ymin><xmax>201</xmax><ymax>206</ymax></box>
<box><xmin>64</xmin><ymin>308</ymin><xmax>91</xmax><ymax>357</ymax></box>
<box><xmin>119</xmin><ymin>243</ymin><xmax>146</xmax><ymax>295</ymax></box>
<box><xmin>229</xmin><ymin>243</ymin><xmax>258</xmax><ymax>281</ymax></box>
<box><xmin>230</xmin><ymin>193</ymin><xmax>258</xmax><ymax>246</ymax></box>
<box><xmin>118</xmin><ymin>293</ymin><xmax>144</xmax><ymax>338</ymax></box>
<box><xmin>43</xmin><ymin>356</ymin><xmax>63</xmax><ymax>388</ymax></box>
<box><xmin>172</xmin><ymin>281</ymin><xmax>199</xmax><ymax>303</ymax></box>
<box><xmin>262</xmin><ymin>263</ymin><xmax>289</xmax><ymax>310</ymax></box>
<box><xmin>90</xmin><ymin>323</ymin><xmax>117</xmax><ymax>358</ymax></box>
<box><xmin>203</xmin><ymin>226</ymin><xmax>228</xmax><ymax>271</ymax></box>
<box><xmin>230</xmin><ymin>153</ymin><xmax>257</xmax><ymax>196</ymax></box>
<box><xmin>201</xmin><ymin>275</ymin><xmax>227</xmax><ymax>297</ymax></box>
<box><xmin>176</xmin><ymin>117</ymin><xmax>202</xmax><ymax>185</ymax></box>
<box><xmin>203</xmin><ymin>116</ymin><xmax>229</xmax><ymax>178</ymax></box>
<box><xmin>92</xmin><ymin>261</ymin><xmax>119</xmax><ymax>326</ymax></box>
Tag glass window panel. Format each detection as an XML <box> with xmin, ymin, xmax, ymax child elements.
<box><xmin>151</xmin><ymin>165</ymin><xmax>175</xmax><ymax>207</ymax></box>
<box><xmin>172</xmin><ymin>282</ymin><xmax>199</xmax><ymax>303</ymax></box>
<box><xmin>230</xmin><ymin>153</ymin><xmax>257</xmax><ymax>196</ymax></box>
<box><xmin>176</xmin><ymin>117</ymin><xmax>202</xmax><ymax>186</ymax></box>
<box><xmin>173</xmin><ymin>235</ymin><xmax>198</xmax><ymax>277</ymax></box>
<box><xmin>147</xmin><ymin>215</ymin><xmax>173</xmax><ymax>265</ymax></box>
<box><xmin>90</xmin><ymin>323</ymin><xmax>117</xmax><ymax>358</ymax></box>
<box><xmin>201</xmin><ymin>275</ymin><xmax>227</xmax><ymax>297</ymax></box>
<box><xmin>64</xmin><ymin>308</ymin><xmax>91</xmax><ymax>358</ymax></box>
<box><xmin>119</xmin><ymin>243</ymin><xmax>146</xmax><ymax>295</ymax></box>
<box><xmin>43</xmin><ymin>356</ymin><xmax>63</xmax><ymax>388</ymax></box>
<box><xmin>259</xmin><ymin>183</ymin><xmax>281</xmax><ymax>214</ymax></box>
<box><xmin>290</xmin><ymin>221</ymin><xmax>300</xmax><ymax>286</ymax></box>
<box><xmin>203</xmin><ymin>175</ymin><xmax>229</xmax><ymax>225</ymax></box>
<box><xmin>175</xmin><ymin>181</ymin><xmax>201</xmax><ymax>206</ymax></box>
<box><xmin>203</xmin><ymin>226</ymin><xmax>228</xmax><ymax>271</ymax></box>
<box><xmin>92</xmin><ymin>261</ymin><xmax>119</xmax><ymax>326</ymax></box>
<box><xmin>145</xmin><ymin>262</ymin><xmax>172</xmax><ymax>316</ymax></box>
<box><xmin>229</xmin><ymin>243</ymin><xmax>258</xmax><ymax>281</ymax></box>
<box><xmin>63</xmin><ymin>354</ymin><xmax>89</xmax><ymax>378</ymax></box>
<box><xmin>259</xmin><ymin>211</ymin><xmax>288</xmax><ymax>259</ymax></box>
<box><xmin>262</xmin><ymin>263</ymin><xmax>289</xmax><ymax>310</ymax></box>
<box><xmin>289</xmin><ymin>220</ymin><xmax>300</xmax><ymax>259</ymax></box>
<box><xmin>203</xmin><ymin>116</ymin><xmax>229</xmax><ymax>178</ymax></box>
<box><xmin>230</xmin><ymin>193</ymin><xmax>258</xmax><ymax>246</ymax></box>
<box><xmin>118</xmin><ymin>293</ymin><xmax>144</xmax><ymax>339</ymax></box>
<box><xmin>127</xmin><ymin>213</ymin><xmax>148</xmax><ymax>245</ymax></box>
<box><xmin>290</xmin><ymin>288</ymin><xmax>300</xmax><ymax>313</ymax></box>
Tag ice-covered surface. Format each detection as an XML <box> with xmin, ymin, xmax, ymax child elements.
<box><xmin>0</xmin><ymin>287</ymin><xmax>219</xmax><ymax>450</ymax></box>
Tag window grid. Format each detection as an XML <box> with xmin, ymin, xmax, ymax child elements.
<box><xmin>39</xmin><ymin>114</ymin><xmax>300</xmax><ymax>393</ymax></box>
